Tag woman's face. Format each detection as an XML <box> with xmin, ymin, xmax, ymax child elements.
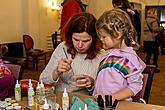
<box><xmin>72</xmin><ymin>32</ymin><xmax>93</xmax><ymax>54</ymax></box>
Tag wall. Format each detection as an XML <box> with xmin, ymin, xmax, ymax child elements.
<box><xmin>87</xmin><ymin>0</ymin><xmax>112</xmax><ymax>18</ymax></box>
<box><xmin>0</xmin><ymin>0</ymin><xmax>61</xmax><ymax>49</ymax></box>
<box><xmin>0</xmin><ymin>0</ymin><xmax>22</xmax><ymax>43</ymax></box>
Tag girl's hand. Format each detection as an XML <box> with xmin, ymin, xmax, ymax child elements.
<box><xmin>56</xmin><ymin>58</ymin><xmax>72</xmax><ymax>75</ymax></box>
<box><xmin>74</xmin><ymin>74</ymin><xmax>95</xmax><ymax>88</ymax></box>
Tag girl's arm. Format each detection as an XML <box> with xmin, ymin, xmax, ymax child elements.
<box><xmin>111</xmin><ymin>88</ymin><xmax>134</xmax><ymax>101</ymax></box>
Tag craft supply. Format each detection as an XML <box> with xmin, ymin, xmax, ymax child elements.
<box><xmin>5</xmin><ymin>106</ymin><xmax>13</xmax><ymax>110</ymax></box>
<box><xmin>15</xmin><ymin>80</ymin><xmax>21</xmax><ymax>102</ymax></box>
<box><xmin>97</xmin><ymin>95</ymin><xmax>105</xmax><ymax>110</ymax></box>
<box><xmin>8</xmin><ymin>99</ymin><xmax>16</xmax><ymax>103</ymax></box>
<box><xmin>36</xmin><ymin>82</ymin><xmax>42</xmax><ymax>102</ymax></box>
<box><xmin>28</xmin><ymin>79</ymin><xmax>35</xmax><ymax>106</ymax></box>
<box><xmin>0</xmin><ymin>101</ymin><xmax>7</xmax><ymax>107</ymax></box>
<box><xmin>14</xmin><ymin>105</ymin><xmax>22</xmax><ymax>110</ymax></box>
<box><xmin>62</xmin><ymin>88</ymin><xmax>69</xmax><ymax>110</ymax></box>
<box><xmin>12</xmin><ymin>103</ymin><xmax>19</xmax><ymax>107</ymax></box>
<box><xmin>84</xmin><ymin>104</ymin><xmax>88</xmax><ymax>110</ymax></box>
<box><xmin>7</xmin><ymin>103</ymin><xmax>11</xmax><ymax>107</ymax></box>
<box><xmin>24</xmin><ymin>107</ymin><xmax>31</xmax><ymax>110</ymax></box>
<box><xmin>5</xmin><ymin>98</ymin><xmax>12</xmax><ymax>102</ymax></box>
<box><xmin>43</xmin><ymin>98</ymin><xmax>49</xmax><ymax>110</ymax></box>
<box><xmin>40</xmin><ymin>80</ymin><xmax>45</xmax><ymax>100</ymax></box>
<box><xmin>36</xmin><ymin>82</ymin><xmax>41</xmax><ymax>95</ymax></box>
<box><xmin>105</xmin><ymin>95</ymin><xmax>112</xmax><ymax>108</ymax></box>
<box><xmin>112</xmin><ymin>99</ymin><xmax>118</xmax><ymax>108</ymax></box>
<box><xmin>0</xmin><ymin>103</ymin><xmax>8</xmax><ymax>109</ymax></box>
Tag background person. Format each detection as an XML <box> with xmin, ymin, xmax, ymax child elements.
<box><xmin>112</xmin><ymin>0</ymin><xmax>141</xmax><ymax>45</ymax></box>
<box><xmin>130</xmin><ymin>2</ymin><xmax>141</xmax><ymax>44</ymax></box>
<box><xmin>143</xmin><ymin>8</ymin><xmax>164</xmax><ymax>73</ymax></box>
<box><xmin>93</xmin><ymin>9</ymin><xmax>146</xmax><ymax>102</ymax></box>
<box><xmin>60</xmin><ymin>0</ymin><xmax>85</xmax><ymax>41</ymax></box>
<box><xmin>40</xmin><ymin>12</ymin><xmax>103</xmax><ymax>95</ymax></box>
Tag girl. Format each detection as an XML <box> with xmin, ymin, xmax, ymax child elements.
<box><xmin>93</xmin><ymin>9</ymin><xmax>146</xmax><ymax>101</ymax></box>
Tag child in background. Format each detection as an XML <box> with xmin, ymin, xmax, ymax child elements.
<box><xmin>93</xmin><ymin>9</ymin><xmax>146</xmax><ymax>102</ymax></box>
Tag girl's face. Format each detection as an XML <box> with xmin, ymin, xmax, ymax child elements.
<box><xmin>72</xmin><ymin>32</ymin><xmax>93</xmax><ymax>53</ymax></box>
<box><xmin>98</xmin><ymin>29</ymin><xmax>121</xmax><ymax>50</ymax></box>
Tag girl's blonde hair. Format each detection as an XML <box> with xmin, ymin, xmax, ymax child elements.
<box><xmin>96</xmin><ymin>9</ymin><xmax>139</xmax><ymax>48</ymax></box>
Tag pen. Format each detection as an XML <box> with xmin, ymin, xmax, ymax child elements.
<box><xmin>105</xmin><ymin>95</ymin><xmax>112</xmax><ymax>107</ymax></box>
<box><xmin>105</xmin><ymin>95</ymin><xmax>110</xmax><ymax>107</ymax></box>
<box><xmin>112</xmin><ymin>99</ymin><xmax>118</xmax><ymax>108</ymax></box>
<box><xmin>63</xmin><ymin>47</ymin><xmax>69</xmax><ymax>59</ymax></box>
<box><xmin>63</xmin><ymin>47</ymin><xmax>75</xmax><ymax>75</ymax></box>
<box><xmin>97</xmin><ymin>95</ymin><xmax>105</xmax><ymax>110</ymax></box>
<box><xmin>110</xmin><ymin>95</ymin><xmax>112</xmax><ymax>107</ymax></box>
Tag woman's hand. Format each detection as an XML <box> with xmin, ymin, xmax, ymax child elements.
<box><xmin>57</xmin><ymin>58</ymin><xmax>72</xmax><ymax>74</ymax></box>
<box><xmin>74</xmin><ymin>74</ymin><xmax>95</xmax><ymax>88</ymax></box>
<box><xmin>53</xmin><ymin>58</ymin><xmax>72</xmax><ymax>81</ymax></box>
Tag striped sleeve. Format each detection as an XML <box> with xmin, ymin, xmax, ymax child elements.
<box><xmin>98</xmin><ymin>56</ymin><xmax>138</xmax><ymax>77</ymax></box>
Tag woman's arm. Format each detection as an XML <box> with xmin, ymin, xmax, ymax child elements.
<box><xmin>39</xmin><ymin>42</ymin><xmax>65</xmax><ymax>84</ymax></box>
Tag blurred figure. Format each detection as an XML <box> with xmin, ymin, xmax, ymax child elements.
<box><xmin>130</xmin><ymin>2</ymin><xmax>141</xmax><ymax>44</ymax></box>
<box><xmin>112</xmin><ymin>0</ymin><xmax>140</xmax><ymax>44</ymax></box>
<box><xmin>60</xmin><ymin>0</ymin><xmax>85</xmax><ymax>41</ymax></box>
<box><xmin>143</xmin><ymin>8</ymin><xmax>164</xmax><ymax>73</ymax></box>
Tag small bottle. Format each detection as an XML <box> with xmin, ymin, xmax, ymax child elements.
<box><xmin>15</xmin><ymin>80</ymin><xmax>21</xmax><ymax>102</ymax></box>
<box><xmin>36</xmin><ymin>82</ymin><xmax>42</xmax><ymax>101</ymax></box>
<box><xmin>62</xmin><ymin>88</ymin><xmax>69</xmax><ymax>110</ymax></box>
<box><xmin>35</xmin><ymin>82</ymin><xmax>42</xmax><ymax>110</ymax></box>
<box><xmin>84</xmin><ymin>104</ymin><xmax>88</xmax><ymax>110</ymax></box>
<box><xmin>40</xmin><ymin>80</ymin><xmax>45</xmax><ymax>100</ymax></box>
<box><xmin>43</xmin><ymin>98</ymin><xmax>49</xmax><ymax>110</ymax></box>
<box><xmin>28</xmin><ymin>79</ymin><xmax>35</xmax><ymax>106</ymax></box>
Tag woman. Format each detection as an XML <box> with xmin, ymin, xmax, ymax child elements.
<box><xmin>40</xmin><ymin>12</ymin><xmax>102</xmax><ymax>95</ymax></box>
<box><xmin>143</xmin><ymin>8</ymin><xmax>164</xmax><ymax>73</ymax></box>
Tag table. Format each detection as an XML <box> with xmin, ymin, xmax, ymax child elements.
<box><xmin>20</xmin><ymin>92</ymin><xmax>165</xmax><ymax>110</ymax></box>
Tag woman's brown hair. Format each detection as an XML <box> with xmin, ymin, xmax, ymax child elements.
<box><xmin>61</xmin><ymin>12</ymin><xmax>102</xmax><ymax>60</ymax></box>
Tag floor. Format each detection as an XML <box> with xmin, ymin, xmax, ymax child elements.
<box><xmin>22</xmin><ymin>51</ymin><xmax>165</xmax><ymax>106</ymax></box>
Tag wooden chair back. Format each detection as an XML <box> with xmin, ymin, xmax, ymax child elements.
<box><xmin>23</xmin><ymin>34</ymin><xmax>34</xmax><ymax>51</ymax></box>
<box><xmin>132</xmin><ymin>65</ymin><xmax>156</xmax><ymax>103</ymax></box>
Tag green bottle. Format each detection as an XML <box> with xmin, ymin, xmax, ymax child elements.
<box><xmin>15</xmin><ymin>80</ymin><xmax>21</xmax><ymax>102</ymax></box>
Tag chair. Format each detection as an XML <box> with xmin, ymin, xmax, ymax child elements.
<box><xmin>51</xmin><ymin>31</ymin><xmax>61</xmax><ymax>50</ymax></box>
<box><xmin>132</xmin><ymin>65</ymin><xmax>156</xmax><ymax>103</ymax></box>
<box><xmin>23</xmin><ymin>34</ymin><xmax>47</xmax><ymax>71</ymax></box>
<box><xmin>5</xmin><ymin>64</ymin><xmax>22</xmax><ymax>80</ymax></box>
<box><xmin>2</xmin><ymin>42</ymin><xmax>26</xmax><ymax>68</ymax></box>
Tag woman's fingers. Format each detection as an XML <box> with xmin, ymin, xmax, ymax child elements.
<box><xmin>57</xmin><ymin>58</ymin><xmax>72</xmax><ymax>73</ymax></box>
<box><xmin>75</xmin><ymin>74</ymin><xmax>93</xmax><ymax>88</ymax></box>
